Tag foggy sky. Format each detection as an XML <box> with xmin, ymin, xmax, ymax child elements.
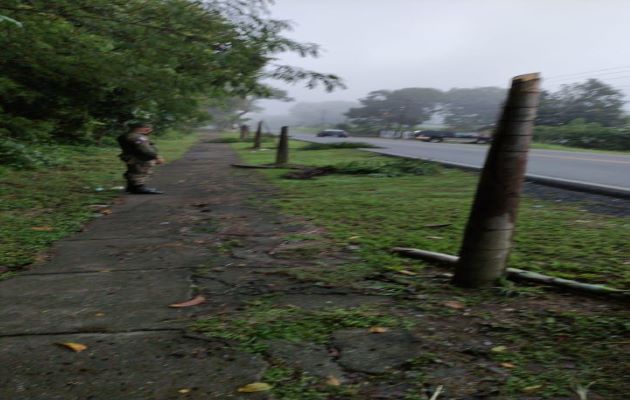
<box><xmin>257</xmin><ymin>0</ymin><xmax>630</xmax><ymax>116</ymax></box>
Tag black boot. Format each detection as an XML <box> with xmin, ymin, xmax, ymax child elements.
<box><xmin>127</xmin><ymin>185</ymin><xmax>163</xmax><ymax>194</ymax></box>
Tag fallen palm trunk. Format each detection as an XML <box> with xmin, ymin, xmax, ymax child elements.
<box><xmin>391</xmin><ymin>247</ymin><xmax>628</xmax><ymax>297</ymax></box>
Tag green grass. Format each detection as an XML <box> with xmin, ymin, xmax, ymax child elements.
<box><xmin>233</xmin><ymin>140</ymin><xmax>630</xmax><ymax>289</ymax></box>
<box><xmin>193</xmin><ymin>300</ymin><xmax>399</xmax><ymax>353</ymax></box>
<box><xmin>0</xmin><ymin>131</ymin><xmax>199</xmax><ymax>272</ymax></box>
<box><xmin>530</xmin><ymin>142</ymin><xmax>629</xmax><ymax>154</ymax></box>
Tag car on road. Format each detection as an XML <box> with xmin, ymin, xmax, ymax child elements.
<box><xmin>317</xmin><ymin>129</ymin><xmax>348</xmax><ymax>138</ymax></box>
<box><xmin>414</xmin><ymin>130</ymin><xmax>491</xmax><ymax>144</ymax></box>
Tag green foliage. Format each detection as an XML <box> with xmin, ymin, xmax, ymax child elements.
<box><xmin>0</xmin><ymin>138</ymin><xmax>65</xmax><ymax>169</ymax></box>
<box><xmin>300</xmin><ymin>142</ymin><xmax>379</xmax><ymax>151</ymax></box>
<box><xmin>193</xmin><ymin>302</ymin><xmax>398</xmax><ymax>352</ymax></box>
<box><xmin>333</xmin><ymin>159</ymin><xmax>440</xmax><ymax>177</ymax></box>
<box><xmin>537</xmin><ymin>79</ymin><xmax>625</xmax><ymax>127</ymax></box>
<box><xmin>346</xmin><ymin>88</ymin><xmax>443</xmax><ymax>131</ymax></box>
<box><xmin>534</xmin><ymin>119</ymin><xmax>630</xmax><ymax>151</ymax></box>
<box><xmin>0</xmin><ymin>0</ymin><xmax>341</xmax><ymax>148</ymax></box>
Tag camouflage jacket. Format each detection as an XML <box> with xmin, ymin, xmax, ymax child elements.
<box><xmin>117</xmin><ymin>132</ymin><xmax>159</xmax><ymax>162</ymax></box>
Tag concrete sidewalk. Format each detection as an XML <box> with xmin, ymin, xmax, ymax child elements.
<box><xmin>1</xmin><ymin>133</ymin><xmax>283</xmax><ymax>399</ymax></box>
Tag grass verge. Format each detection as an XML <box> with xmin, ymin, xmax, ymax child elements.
<box><xmin>0</xmin><ymin>130</ymin><xmax>200</xmax><ymax>274</ymax></box>
<box><xmin>233</xmin><ymin>139</ymin><xmax>629</xmax><ymax>289</ymax></box>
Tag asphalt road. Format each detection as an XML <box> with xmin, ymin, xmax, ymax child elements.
<box><xmin>291</xmin><ymin>133</ymin><xmax>630</xmax><ymax>194</ymax></box>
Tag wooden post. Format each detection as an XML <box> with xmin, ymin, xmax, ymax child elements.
<box><xmin>275</xmin><ymin>126</ymin><xmax>289</xmax><ymax>165</ymax></box>
<box><xmin>253</xmin><ymin>121</ymin><xmax>263</xmax><ymax>149</ymax></box>
<box><xmin>240</xmin><ymin>124</ymin><xmax>250</xmax><ymax>140</ymax></box>
<box><xmin>453</xmin><ymin>73</ymin><xmax>541</xmax><ymax>288</ymax></box>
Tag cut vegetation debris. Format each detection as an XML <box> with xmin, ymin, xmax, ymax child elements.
<box><xmin>284</xmin><ymin>159</ymin><xmax>440</xmax><ymax>179</ymax></box>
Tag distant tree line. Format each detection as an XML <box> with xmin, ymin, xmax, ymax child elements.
<box><xmin>0</xmin><ymin>0</ymin><xmax>341</xmax><ymax>151</ymax></box>
<box><xmin>339</xmin><ymin>79</ymin><xmax>628</xmax><ymax>150</ymax></box>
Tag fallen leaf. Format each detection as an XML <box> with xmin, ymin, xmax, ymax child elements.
<box><xmin>500</xmin><ymin>362</ymin><xmax>516</xmax><ymax>368</ymax></box>
<box><xmin>491</xmin><ymin>345</ymin><xmax>508</xmax><ymax>353</ymax></box>
<box><xmin>178</xmin><ymin>388</ymin><xmax>191</xmax><ymax>394</ymax></box>
<box><xmin>237</xmin><ymin>382</ymin><xmax>272</xmax><ymax>393</ymax></box>
<box><xmin>522</xmin><ymin>384</ymin><xmax>543</xmax><ymax>393</ymax></box>
<box><xmin>95</xmin><ymin>312</ymin><xmax>105</xmax><ymax>317</ymax></box>
<box><xmin>368</xmin><ymin>326</ymin><xmax>389</xmax><ymax>333</ymax></box>
<box><xmin>326</xmin><ymin>376</ymin><xmax>341</xmax><ymax>386</ymax></box>
<box><xmin>56</xmin><ymin>342</ymin><xmax>87</xmax><ymax>352</ymax></box>
<box><xmin>443</xmin><ymin>300</ymin><xmax>465</xmax><ymax>310</ymax></box>
<box><xmin>168</xmin><ymin>295</ymin><xmax>206</xmax><ymax>308</ymax></box>
<box><xmin>99</xmin><ymin>209</ymin><xmax>112</xmax><ymax>215</ymax></box>
<box><xmin>31</xmin><ymin>226</ymin><xmax>54</xmax><ymax>232</ymax></box>
<box><xmin>398</xmin><ymin>269</ymin><xmax>417</xmax><ymax>276</ymax></box>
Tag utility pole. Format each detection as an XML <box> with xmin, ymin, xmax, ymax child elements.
<box><xmin>453</xmin><ymin>73</ymin><xmax>541</xmax><ymax>288</ymax></box>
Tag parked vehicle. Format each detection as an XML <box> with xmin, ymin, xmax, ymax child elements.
<box><xmin>317</xmin><ymin>129</ymin><xmax>348</xmax><ymax>138</ymax></box>
<box><xmin>414</xmin><ymin>130</ymin><xmax>491</xmax><ymax>144</ymax></box>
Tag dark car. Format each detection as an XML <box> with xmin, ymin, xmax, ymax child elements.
<box><xmin>414</xmin><ymin>130</ymin><xmax>491</xmax><ymax>144</ymax></box>
<box><xmin>413</xmin><ymin>130</ymin><xmax>455</xmax><ymax>142</ymax></box>
<box><xmin>317</xmin><ymin>129</ymin><xmax>348</xmax><ymax>138</ymax></box>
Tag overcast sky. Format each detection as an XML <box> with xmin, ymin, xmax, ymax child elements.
<box><xmin>257</xmin><ymin>0</ymin><xmax>630</xmax><ymax>115</ymax></box>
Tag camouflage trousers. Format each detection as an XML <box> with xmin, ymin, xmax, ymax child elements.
<box><xmin>123</xmin><ymin>158</ymin><xmax>153</xmax><ymax>187</ymax></box>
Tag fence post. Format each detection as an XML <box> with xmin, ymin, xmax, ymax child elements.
<box><xmin>253</xmin><ymin>121</ymin><xmax>263</xmax><ymax>149</ymax></box>
<box><xmin>453</xmin><ymin>73</ymin><xmax>541</xmax><ymax>288</ymax></box>
<box><xmin>275</xmin><ymin>126</ymin><xmax>289</xmax><ymax>165</ymax></box>
<box><xmin>240</xmin><ymin>124</ymin><xmax>249</xmax><ymax>140</ymax></box>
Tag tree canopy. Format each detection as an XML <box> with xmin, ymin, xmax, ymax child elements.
<box><xmin>0</xmin><ymin>0</ymin><xmax>342</xmax><ymax>144</ymax></box>
<box><xmin>346</xmin><ymin>88</ymin><xmax>443</xmax><ymax>131</ymax></box>
<box><xmin>537</xmin><ymin>79</ymin><xmax>625</xmax><ymax>127</ymax></box>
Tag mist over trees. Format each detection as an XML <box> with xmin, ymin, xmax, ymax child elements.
<box><xmin>0</xmin><ymin>0</ymin><xmax>341</xmax><ymax>147</ymax></box>
<box><xmin>537</xmin><ymin>79</ymin><xmax>625</xmax><ymax>127</ymax></box>
<box><xmin>288</xmin><ymin>101</ymin><xmax>358</xmax><ymax>126</ymax></box>
<box><xmin>340</xmin><ymin>79</ymin><xmax>626</xmax><ymax>134</ymax></box>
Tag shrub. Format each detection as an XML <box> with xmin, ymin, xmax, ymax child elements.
<box><xmin>533</xmin><ymin>120</ymin><xmax>630</xmax><ymax>151</ymax></box>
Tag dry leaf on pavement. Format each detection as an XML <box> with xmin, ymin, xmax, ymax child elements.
<box><xmin>443</xmin><ymin>300</ymin><xmax>465</xmax><ymax>310</ymax></box>
<box><xmin>237</xmin><ymin>382</ymin><xmax>272</xmax><ymax>393</ymax></box>
<box><xmin>168</xmin><ymin>295</ymin><xmax>206</xmax><ymax>308</ymax></box>
<box><xmin>56</xmin><ymin>342</ymin><xmax>88</xmax><ymax>352</ymax></box>
<box><xmin>326</xmin><ymin>376</ymin><xmax>341</xmax><ymax>386</ymax></box>
<box><xmin>368</xmin><ymin>326</ymin><xmax>389</xmax><ymax>333</ymax></box>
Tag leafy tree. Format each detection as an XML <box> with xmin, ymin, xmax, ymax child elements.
<box><xmin>0</xmin><ymin>0</ymin><xmax>342</xmax><ymax>146</ymax></box>
<box><xmin>442</xmin><ymin>87</ymin><xmax>506</xmax><ymax>130</ymax></box>
<box><xmin>346</xmin><ymin>88</ymin><xmax>443</xmax><ymax>132</ymax></box>
<box><xmin>537</xmin><ymin>79</ymin><xmax>625</xmax><ymax>127</ymax></box>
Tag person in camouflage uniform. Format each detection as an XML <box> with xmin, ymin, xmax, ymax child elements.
<box><xmin>117</xmin><ymin>123</ymin><xmax>165</xmax><ymax>194</ymax></box>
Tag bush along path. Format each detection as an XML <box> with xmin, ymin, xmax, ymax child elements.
<box><xmin>1</xmin><ymin>132</ymin><xmax>627</xmax><ymax>399</ymax></box>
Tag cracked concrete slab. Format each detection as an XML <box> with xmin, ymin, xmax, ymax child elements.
<box><xmin>0</xmin><ymin>269</ymin><xmax>192</xmax><ymax>335</ymax></box>
<box><xmin>0</xmin><ymin>332</ymin><xmax>267</xmax><ymax>400</ymax></box>
<box><xmin>28</xmin><ymin>238</ymin><xmax>211</xmax><ymax>274</ymax></box>
<box><xmin>333</xmin><ymin>329</ymin><xmax>424</xmax><ymax>374</ymax></box>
